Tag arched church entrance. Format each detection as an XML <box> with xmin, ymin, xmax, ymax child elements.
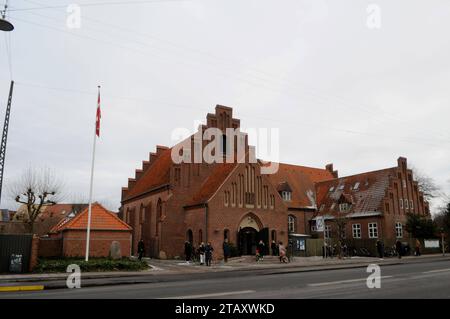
<box><xmin>237</xmin><ymin>213</ymin><xmax>269</xmax><ymax>255</ymax></box>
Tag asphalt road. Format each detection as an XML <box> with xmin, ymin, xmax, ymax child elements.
<box><xmin>2</xmin><ymin>259</ymin><xmax>450</xmax><ymax>299</ymax></box>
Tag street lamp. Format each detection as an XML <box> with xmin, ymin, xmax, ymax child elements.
<box><xmin>1</xmin><ymin>2</ymin><xmax>14</xmax><ymax>32</ymax></box>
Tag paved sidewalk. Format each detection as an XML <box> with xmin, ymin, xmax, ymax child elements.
<box><xmin>0</xmin><ymin>254</ymin><xmax>448</xmax><ymax>287</ymax></box>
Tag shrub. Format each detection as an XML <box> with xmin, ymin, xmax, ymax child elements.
<box><xmin>34</xmin><ymin>257</ymin><xmax>148</xmax><ymax>273</ymax></box>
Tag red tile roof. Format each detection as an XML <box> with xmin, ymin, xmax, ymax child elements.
<box><xmin>266</xmin><ymin>163</ymin><xmax>335</xmax><ymax>208</ymax></box>
<box><xmin>123</xmin><ymin>148</ymin><xmax>173</xmax><ymax>201</ymax></box>
<box><xmin>188</xmin><ymin>162</ymin><xmax>238</xmax><ymax>206</ymax></box>
<box><xmin>50</xmin><ymin>203</ymin><xmax>132</xmax><ymax>233</ymax></box>
<box><xmin>315</xmin><ymin>167</ymin><xmax>396</xmax><ymax>217</ymax></box>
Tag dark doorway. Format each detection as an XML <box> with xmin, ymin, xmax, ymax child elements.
<box><xmin>238</xmin><ymin>227</ymin><xmax>258</xmax><ymax>255</ymax></box>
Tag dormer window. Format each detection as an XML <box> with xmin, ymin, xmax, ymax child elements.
<box><xmin>339</xmin><ymin>184</ymin><xmax>345</xmax><ymax>190</ymax></box>
<box><xmin>353</xmin><ymin>182</ymin><xmax>360</xmax><ymax>190</ymax></box>
<box><xmin>282</xmin><ymin>191</ymin><xmax>292</xmax><ymax>201</ymax></box>
<box><xmin>339</xmin><ymin>203</ymin><xmax>349</xmax><ymax>212</ymax></box>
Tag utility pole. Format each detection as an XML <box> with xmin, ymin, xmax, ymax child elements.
<box><xmin>0</xmin><ymin>80</ymin><xmax>14</xmax><ymax>207</ymax></box>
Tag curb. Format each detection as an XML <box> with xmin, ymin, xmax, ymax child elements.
<box><xmin>0</xmin><ymin>285</ymin><xmax>44</xmax><ymax>292</ymax></box>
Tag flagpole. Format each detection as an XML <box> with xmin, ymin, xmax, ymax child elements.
<box><xmin>85</xmin><ymin>86</ymin><xmax>101</xmax><ymax>262</ymax></box>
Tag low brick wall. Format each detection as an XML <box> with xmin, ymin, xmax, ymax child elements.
<box><xmin>38</xmin><ymin>237</ymin><xmax>63</xmax><ymax>257</ymax></box>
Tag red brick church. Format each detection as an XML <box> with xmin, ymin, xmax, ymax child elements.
<box><xmin>120</xmin><ymin>105</ymin><xmax>430</xmax><ymax>259</ymax></box>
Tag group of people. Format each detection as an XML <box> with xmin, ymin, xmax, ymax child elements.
<box><xmin>184</xmin><ymin>241</ymin><xmax>214</xmax><ymax>266</ymax></box>
<box><xmin>378</xmin><ymin>239</ymin><xmax>421</xmax><ymax>259</ymax></box>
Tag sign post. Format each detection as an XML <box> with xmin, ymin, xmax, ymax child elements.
<box><xmin>316</xmin><ymin>216</ymin><xmax>326</xmax><ymax>258</ymax></box>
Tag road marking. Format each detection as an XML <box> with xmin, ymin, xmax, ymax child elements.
<box><xmin>422</xmin><ymin>268</ymin><xmax>450</xmax><ymax>274</ymax></box>
<box><xmin>308</xmin><ymin>276</ymin><xmax>393</xmax><ymax>287</ymax></box>
<box><xmin>0</xmin><ymin>285</ymin><xmax>44</xmax><ymax>292</ymax></box>
<box><xmin>159</xmin><ymin>290</ymin><xmax>255</xmax><ymax>299</ymax></box>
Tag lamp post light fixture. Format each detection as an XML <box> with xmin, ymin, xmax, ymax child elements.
<box><xmin>1</xmin><ymin>1</ymin><xmax>14</xmax><ymax>32</ymax></box>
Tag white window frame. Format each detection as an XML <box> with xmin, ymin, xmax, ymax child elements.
<box><xmin>352</xmin><ymin>224</ymin><xmax>361</xmax><ymax>239</ymax></box>
<box><xmin>282</xmin><ymin>191</ymin><xmax>292</xmax><ymax>201</ymax></box>
<box><xmin>395</xmin><ymin>222</ymin><xmax>403</xmax><ymax>238</ymax></box>
<box><xmin>339</xmin><ymin>203</ymin><xmax>348</xmax><ymax>212</ymax></box>
<box><xmin>405</xmin><ymin>198</ymin><xmax>409</xmax><ymax>209</ymax></box>
<box><xmin>288</xmin><ymin>215</ymin><xmax>295</xmax><ymax>233</ymax></box>
<box><xmin>410</xmin><ymin>200</ymin><xmax>413</xmax><ymax>210</ymax></box>
<box><xmin>399</xmin><ymin>199</ymin><xmax>403</xmax><ymax>209</ymax></box>
<box><xmin>368</xmin><ymin>222</ymin><xmax>378</xmax><ymax>239</ymax></box>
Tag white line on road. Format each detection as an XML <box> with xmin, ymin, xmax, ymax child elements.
<box><xmin>159</xmin><ymin>290</ymin><xmax>256</xmax><ymax>299</ymax></box>
<box><xmin>422</xmin><ymin>268</ymin><xmax>450</xmax><ymax>274</ymax></box>
<box><xmin>308</xmin><ymin>276</ymin><xmax>393</xmax><ymax>287</ymax></box>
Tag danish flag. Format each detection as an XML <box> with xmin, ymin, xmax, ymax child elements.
<box><xmin>95</xmin><ymin>88</ymin><xmax>101</xmax><ymax>137</ymax></box>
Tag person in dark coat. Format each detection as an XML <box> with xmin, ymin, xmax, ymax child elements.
<box><xmin>376</xmin><ymin>240</ymin><xmax>384</xmax><ymax>259</ymax></box>
<box><xmin>184</xmin><ymin>241</ymin><xmax>192</xmax><ymax>262</ymax></box>
<box><xmin>271</xmin><ymin>240</ymin><xmax>278</xmax><ymax>256</ymax></box>
<box><xmin>137</xmin><ymin>239</ymin><xmax>145</xmax><ymax>261</ymax></box>
<box><xmin>257</xmin><ymin>240</ymin><xmax>265</xmax><ymax>260</ymax></box>
<box><xmin>223</xmin><ymin>239</ymin><xmax>230</xmax><ymax>263</ymax></box>
<box><xmin>205</xmin><ymin>242</ymin><xmax>214</xmax><ymax>266</ymax></box>
<box><xmin>396</xmin><ymin>240</ymin><xmax>403</xmax><ymax>259</ymax></box>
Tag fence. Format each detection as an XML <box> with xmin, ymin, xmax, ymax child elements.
<box><xmin>0</xmin><ymin>234</ymin><xmax>33</xmax><ymax>273</ymax></box>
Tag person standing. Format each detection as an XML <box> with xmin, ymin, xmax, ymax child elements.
<box><xmin>184</xmin><ymin>241</ymin><xmax>192</xmax><ymax>262</ymax></box>
<box><xmin>257</xmin><ymin>240</ymin><xmax>265</xmax><ymax>261</ymax></box>
<box><xmin>396</xmin><ymin>240</ymin><xmax>403</xmax><ymax>259</ymax></box>
<box><xmin>198</xmin><ymin>242</ymin><xmax>206</xmax><ymax>265</ymax></box>
<box><xmin>278</xmin><ymin>242</ymin><xmax>287</xmax><ymax>263</ymax></box>
<box><xmin>137</xmin><ymin>239</ymin><xmax>145</xmax><ymax>261</ymax></box>
<box><xmin>415</xmin><ymin>239</ymin><xmax>421</xmax><ymax>256</ymax></box>
<box><xmin>376</xmin><ymin>240</ymin><xmax>384</xmax><ymax>259</ymax></box>
<box><xmin>205</xmin><ymin>242</ymin><xmax>214</xmax><ymax>266</ymax></box>
<box><xmin>271</xmin><ymin>240</ymin><xmax>278</xmax><ymax>256</ymax></box>
<box><xmin>223</xmin><ymin>238</ymin><xmax>230</xmax><ymax>263</ymax></box>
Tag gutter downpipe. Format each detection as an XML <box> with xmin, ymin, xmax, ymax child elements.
<box><xmin>205</xmin><ymin>203</ymin><xmax>209</xmax><ymax>243</ymax></box>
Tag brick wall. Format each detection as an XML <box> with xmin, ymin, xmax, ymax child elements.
<box><xmin>38</xmin><ymin>237</ymin><xmax>63</xmax><ymax>257</ymax></box>
<box><xmin>29</xmin><ymin>235</ymin><xmax>39</xmax><ymax>272</ymax></box>
<box><xmin>62</xmin><ymin>230</ymin><xmax>131</xmax><ymax>258</ymax></box>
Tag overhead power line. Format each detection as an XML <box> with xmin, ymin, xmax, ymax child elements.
<box><xmin>14</xmin><ymin>81</ymin><xmax>450</xmax><ymax>149</ymax></box>
<box><xmin>8</xmin><ymin>0</ymin><xmax>190</xmax><ymax>12</ymax></box>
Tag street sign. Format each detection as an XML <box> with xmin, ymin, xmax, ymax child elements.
<box><xmin>316</xmin><ymin>217</ymin><xmax>325</xmax><ymax>232</ymax></box>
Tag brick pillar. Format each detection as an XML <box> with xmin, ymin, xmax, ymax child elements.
<box><xmin>29</xmin><ymin>235</ymin><xmax>40</xmax><ymax>272</ymax></box>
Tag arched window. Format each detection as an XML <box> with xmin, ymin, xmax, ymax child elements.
<box><xmin>156</xmin><ymin>199</ymin><xmax>162</xmax><ymax>236</ymax></box>
<box><xmin>198</xmin><ymin>229</ymin><xmax>203</xmax><ymax>244</ymax></box>
<box><xmin>187</xmin><ymin>229</ymin><xmax>193</xmax><ymax>243</ymax></box>
<box><xmin>140</xmin><ymin>204</ymin><xmax>145</xmax><ymax>224</ymax></box>
<box><xmin>288</xmin><ymin>215</ymin><xmax>296</xmax><ymax>233</ymax></box>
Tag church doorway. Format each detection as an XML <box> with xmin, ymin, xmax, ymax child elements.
<box><xmin>237</xmin><ymin>213</ymin><xmax>269</xmax><ymax>255</ymax></box>
<box><xmin>239</xmin><ymin>227</ymin><xmax>258</xmax><ymax>255</ymax></box>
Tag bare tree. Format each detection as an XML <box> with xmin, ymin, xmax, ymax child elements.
<box><xmin>332</xmin><ymin>215</ymin><xmax>348</xmax><ymax>259</ymax></box>
<box><xmin>412</xmin><ymin>167</ymin><xmax>441</xmax><ymax>201</ymax></box>
<box><xmin>9</xmin><ymin>166</ymin><xmax>64</xmax><ymax>233</ymax></box>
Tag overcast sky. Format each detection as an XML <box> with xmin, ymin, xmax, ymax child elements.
<box><xmin>1</xmin><ymin>0</ymin><xmax>449</xmax><ymax>213</ymax></box>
